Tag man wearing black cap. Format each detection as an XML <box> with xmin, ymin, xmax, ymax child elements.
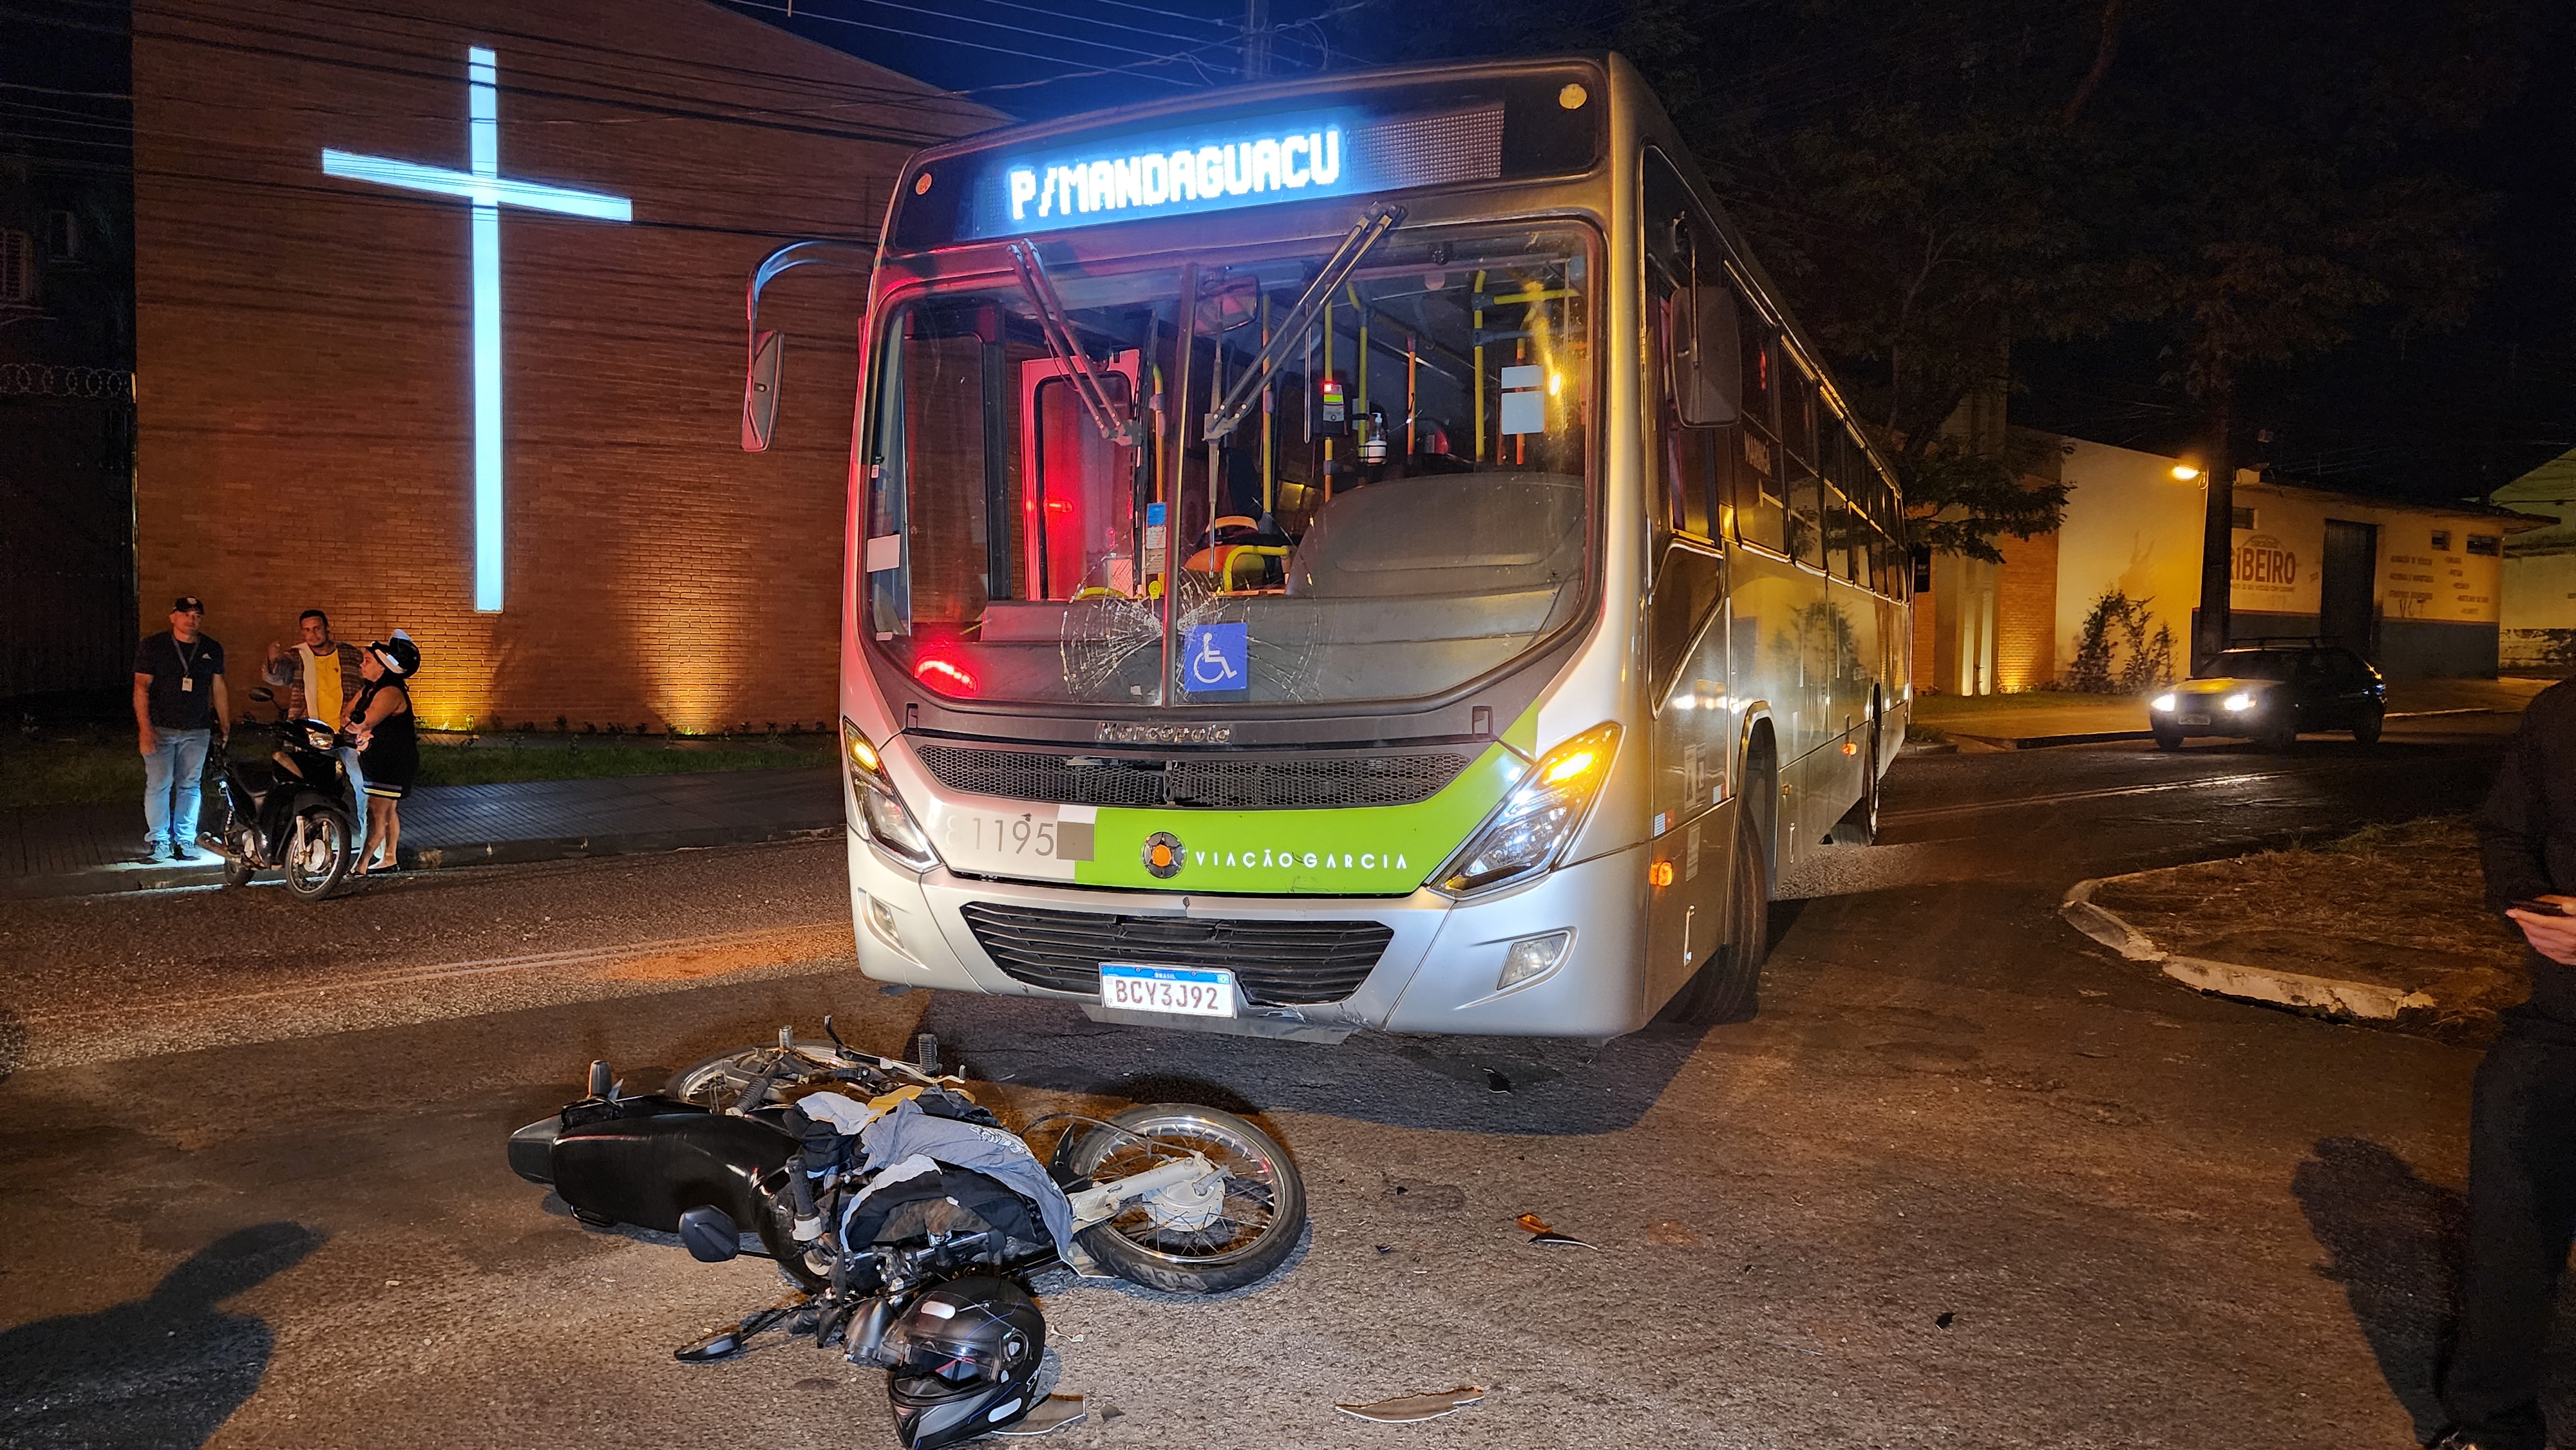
<box><xmin>133</xmin><ymin>596</ymin><xmax>229</xmax><ymax>863</ymax></box>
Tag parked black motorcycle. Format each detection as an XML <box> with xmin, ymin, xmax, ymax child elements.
<box><xmin>206</xmin><ymin>685</ymin><xmax>358</xmax><ymax>900</ymax></box>
<box><xmin>509</xmin><ymin>1024</ymin><xmax>1305</xmax><ymax>1441</ymax></box>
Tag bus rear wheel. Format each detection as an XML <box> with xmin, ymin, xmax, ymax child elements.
<box><xmin>1660</xmin><ymin>802</ymin><xmax>1769</xmax><ymax>1027</ymax></box>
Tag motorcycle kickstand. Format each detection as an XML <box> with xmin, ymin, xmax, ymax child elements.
<box><xmin>673</xmin><ymin>1290</ymin><xmax>810</xmax><ymax>1363</ymax></box>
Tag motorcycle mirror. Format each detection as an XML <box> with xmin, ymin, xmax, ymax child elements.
<box><xmin>247</xmin><ymin>686</ymin><xmax>275</xmax><ymax>704</ymax></box>
<box><xmin>677</xmin><ymin>1205</ymin><xmax>743</xmax><ymax>1263</ymax></box>
<box><xmin>849</xmin><ymin>1294</ymin><xmax>903</xmax><ymax>1368</ymax></box>
<box><xmin>586</xmin><ymin>1059</ymin><xmax>613</xmax><ymax>1098</ymax></box>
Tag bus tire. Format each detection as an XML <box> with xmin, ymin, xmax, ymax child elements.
<box><xmin>1832</xmin><ymin>711</ymin><xmax>1882</xmax><ymax>845</ymax></box>
<box><xmin>1660</xmin><ymin>802</ymin><xmax>1768</xmax><ymax>1027</ymax></box>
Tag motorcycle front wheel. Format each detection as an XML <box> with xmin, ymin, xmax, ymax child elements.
<box><xmin>1054</xmin><ymin>1104</ymin><xmax>1305</xmax><ymax>1294</ymax></box>
<box><xmin>283</xmin><ymin>808</ymin><xmax>352</xmax><ymax>901</ymax></box>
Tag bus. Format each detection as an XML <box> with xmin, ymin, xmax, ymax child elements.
<box><xmin>754</xmin><ymin>53</ymin><xmax>1910</xmax><ymax>1042</ymax></box>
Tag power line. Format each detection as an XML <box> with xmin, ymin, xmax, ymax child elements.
<box><xmin>715</xmin><ymin>0</ymin><xmax>1211</xmax><ymax>88</ymax></box>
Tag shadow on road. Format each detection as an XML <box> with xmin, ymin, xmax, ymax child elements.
<box><xmin>2292</xmin><ymin>1137</ymin><xmax>2461</xmax><ymax>1442</ymax></box>
<box><xmin>0</xmin><ymin>1221</ymin><xmax>323</xmax><ymax>1449</ymax></box>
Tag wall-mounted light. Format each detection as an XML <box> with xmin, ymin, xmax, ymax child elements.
<box><xmin>2170</xmin><ymin>464</ymin><xmax>2202</xmax><ymax>482</ymax></box>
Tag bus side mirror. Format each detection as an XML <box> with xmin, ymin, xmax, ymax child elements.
<box><xmin>1678</xmin><ymin>285</ymin><xmax>1741</xmax><ymax>426</ymax></box>
<box><xmin>741</xmin><ymin>330</ymin><xmax>784</xmax><ymax>452</ymax></box>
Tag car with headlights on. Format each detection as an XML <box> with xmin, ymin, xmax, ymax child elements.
<box><xmin>2148</xmin><ymin>644</ymin><xmax>2386</xmax><ymax>751</ymax></box>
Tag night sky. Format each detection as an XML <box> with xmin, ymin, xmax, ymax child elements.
<box><xmin>10</xmin><ymin>0</ymin><xmax>2571</xmax><ymax>504</ymax></box>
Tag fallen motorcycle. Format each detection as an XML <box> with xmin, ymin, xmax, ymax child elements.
<box><xmin>507</xmin><ymin>1023</ymin><xmax>1304</xmax><ymax>1442</ymax></box>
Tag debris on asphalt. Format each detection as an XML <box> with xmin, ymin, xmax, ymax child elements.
<box><xmin>1936</xmin><ymin>1311</ymin><xmax>1957</xmax><ymax>1328</ymax></box>
<box><xmin>1335</xmin><ymin>1388</ymin><xmax>1486</xmax><ymax>1424</ymax></box>
<box><xmin>1766</xmin><ymin>1339</ymin><xmax>1824</xmax><ymax>1357</ymax></box>
<box><xmin>1513</xmin><ymin>1213</ymin><xmax>1599</xmax><ymax>1250</ymax></box>
<box><xmin>993</xmin><ymin>1395</ymin><xmax>1088</xmax><ymax>1436</ymax></box>
<box><xmin>1645</xmin><ymin>1219</ymin><xmax>1703</xmax><ymax>1248</ymax></box>
<box><xmin>1484</xmin><ymin>1067</ymin><xmax>1511</xmax><ymax>1093</ymax></box>
<box><xmin>1385</xmin><ymin>1175</ymin><xmax>1468</xmax><ymax>1211</ymax></box>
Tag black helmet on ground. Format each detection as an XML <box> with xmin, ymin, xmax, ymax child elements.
<box><xmin>882</xmin><ymin>1274</ymin><xmax>1045</xmax><ymax>1449</ymax></box>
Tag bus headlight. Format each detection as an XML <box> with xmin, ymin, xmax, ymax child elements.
<box><xmin>2223</xmin><ymin>692</ymin><xmax>2256</xmax><ymax>713</ymax></box>
<box><xmin>842</xmin><ymin>717</ymin><xmax>940</xmax><ymax>872</ymax></box>
<box><xmin>2150</xmin><ymin>693</ymin><xmax>2177</xmax><ymax>713</ymax></box>
<box><xmin>1435</xmin><ymin>723</ymin><xmax>1620</xmax><ymax>898</ymax></box>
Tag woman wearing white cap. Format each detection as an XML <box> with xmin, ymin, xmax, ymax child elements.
<box><xmin>348</xmin><ymin>632</ymin><xmax>420</xmax><ymax>874</ymax></box>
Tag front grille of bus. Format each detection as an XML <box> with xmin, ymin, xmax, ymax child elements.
<box><xmin>958</xmin><ymin>903</ymin><xmax>1394</xmax><ymax>1006</ymax></box>
<box><xmin>915</xmin><ymin>745</ymin><xmax>1470</xmax><ymax>810</ymax></box>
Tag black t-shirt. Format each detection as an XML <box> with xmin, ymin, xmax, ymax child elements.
<box><xmin>135</xmin><ymin>630</ymin><xmax>225</xmax><ymax>730</ymax></box>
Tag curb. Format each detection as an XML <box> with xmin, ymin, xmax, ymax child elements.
<box><xmin>2059</xmin><ymin>874</ymin><xmax>2436</xmax><ymax>1021</ymax></box>
<box><xmin>3</xmin><ymin>821</ymin><xmax>840</xmax><ymax>901</ymax></box>
<box><xmin>407</xmin><ymin>822</ymin><xmax>839</xmax><ymax>871</ymax></box>
<box><xmin>1948</xmin><ymin>729</ymin><xmax>2155</xmax><ymax>751</ymax></box>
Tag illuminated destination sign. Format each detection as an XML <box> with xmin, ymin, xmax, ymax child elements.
<box><xmin>895</xmin><ymin>71</ymin><xmax>1605</xmax><ymax>250</ymax></box>
<box><xmin>985</xmin><ymin>112</ymin><xmax>1358</xmax><ymax>238</ymax></box>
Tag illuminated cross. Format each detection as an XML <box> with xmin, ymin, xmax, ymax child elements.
<box><xmin>321</xmin><ymin>46</ymin><xmax>631</xmax><ymax>612</ymax></box>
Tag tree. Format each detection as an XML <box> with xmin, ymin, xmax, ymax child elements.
<box><xmin>1333</xmin><ymin>0</ymin><xmax>2552</xmax><ymax>573</ymax></box>
<box><xmin>1896</xmin><ymin>433</ymin><xmax>2068</xmax><ymax>565</ymax></box>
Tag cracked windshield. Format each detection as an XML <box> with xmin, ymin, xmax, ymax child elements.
<box><xmin>864</xmin><ymin>225</ymin><xmax>1593</xmax><ymax>708</ymax></box>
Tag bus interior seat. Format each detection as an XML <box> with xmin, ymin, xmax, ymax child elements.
<box><xmin>1285</xmin><ymin>474</ymin><xmax>1584</xmax><ymax>599</ymax></box>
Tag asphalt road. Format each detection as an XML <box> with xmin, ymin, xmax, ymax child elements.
<box><xmin>2</xmin><ymin>715</ymin><xmax>2563</xmax><ymax>1449</ymax></box>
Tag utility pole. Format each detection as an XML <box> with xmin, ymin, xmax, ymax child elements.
<box><xmin>2192</xmin><ymin>384</ymin><xmax>2235</xmax><ymax>672</ymax></box>
<box><xmin>1242</xmin><ymin>0</ymin><xmax>1271</xmax><ymax>81</ymax></box>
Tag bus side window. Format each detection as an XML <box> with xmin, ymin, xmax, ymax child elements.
<box><xmin>1732</xmin><ymin>312</ymin><xmax>1786</xmax><ymax>553</ymax></box>
<box><xmin>1647</xmin><ymin>285</ymin><xmax>1717</xmax><ymax>541</ymax></box>
<box><xmin>1781</xmin><ymin>370</ymin><xmax>1823</xmax><ymax>569</ymax></box>
<box><xmin>1828</xmin><ymin>484</ymin><xmax>1862</xmax><ymax>583</ymax></box>
<box><xmin>1675</xmin><ymin>281</ymin><xmax>1740</xmax><ymax>428</ymax></box>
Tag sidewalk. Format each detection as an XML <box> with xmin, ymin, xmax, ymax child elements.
<box><xmin>1916</xmin><ymin>675</ymin><xmax>2555</xmax><ymax>750</ymax></box>
<box><xmin>1</xmin><ymin>766</ymin><xmax>842</xmax><ymax>900</ymax></box>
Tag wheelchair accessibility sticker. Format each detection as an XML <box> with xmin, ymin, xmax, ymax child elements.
<box><xmin>1182</xmin><ymin>621</ymin><xmax>1249</xmax><ymax>702</ymax></box>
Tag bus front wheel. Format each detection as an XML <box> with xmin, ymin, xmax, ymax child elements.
<box><xmin>1659</xmin><ymin>803</ymin><xmax>1769</xmax><ymax>1027</ymax></box>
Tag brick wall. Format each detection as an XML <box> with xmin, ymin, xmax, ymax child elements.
<box><xmin>1993</xmin><ymin>524</ymin><xmax>2059</xmax><ymax>690</ymax></box>
<box><xmin>132</xmin><ymin>0</ymin><xmax>994</xmax><ymax>731</ymax></box>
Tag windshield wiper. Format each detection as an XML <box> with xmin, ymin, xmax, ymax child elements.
<box><xmin>1006</xmin><ymin>240</ymin><xmax>1143</xmax><ymax>447</ymax></box>
<box><xmin>1201</xmin><ymin>203</ymin><xmax>1405</xmax><ymax>441</ymax></box>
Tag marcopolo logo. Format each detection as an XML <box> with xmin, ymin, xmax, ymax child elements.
<box><xmin>2233</xmin><ymin>533</ymin><xmax>2298</xmax><ymax>592</ymax></box>
<box><xmin>1142</xmin><ymin>831</ymin><xmax>1187</xmax><ymax>880</ymax></box>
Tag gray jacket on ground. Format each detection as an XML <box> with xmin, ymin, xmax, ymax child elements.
<box><xmin>849</xmin><ymin>1098</ymin><xmax>1076</xmax><ymax>1256</ymax></box>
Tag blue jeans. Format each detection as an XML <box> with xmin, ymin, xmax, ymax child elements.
<box><xmin>337</xmin><ymin>744</ymin><xmax>367</xmax><ymax>820</ymax></box>
<box><xmin>142</xmin><ymin>728</ymin><xmax>212</xmax><ymax>853</ymax></box>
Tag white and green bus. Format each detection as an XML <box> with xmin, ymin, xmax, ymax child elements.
<box><xmin>766</xmin><ymin>53</ymin><xmax>1909</xmax><ymax>1041</ymax></box>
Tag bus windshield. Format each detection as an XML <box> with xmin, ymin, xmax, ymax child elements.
<box><xmin>863</xmin><ymin>223</ymin><xmax>1595</xmax><ymax>710</ymax></box>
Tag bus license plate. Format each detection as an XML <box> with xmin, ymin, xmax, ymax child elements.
<box><xmin>1099</xmin><ymin>964</ymin><xmax>1236</xmax><ymax>1019</ymax></box>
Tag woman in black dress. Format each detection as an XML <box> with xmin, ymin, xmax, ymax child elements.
<box><xmin>349</xmin><ymin>634</ymin><xmax>420</xmax><ymax>874</ymax></box>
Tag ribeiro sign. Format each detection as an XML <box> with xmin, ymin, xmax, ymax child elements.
<box><xmin>2233</xmin><ymin>534</ymin><xmax>2299</xmax><ymax>592</ymax></box>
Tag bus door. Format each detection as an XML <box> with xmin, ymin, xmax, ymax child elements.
<box><xmin>1643</xmin><ymin>148</ymin><xmax>1744</xmax><ymax>1007</ymax></box>
<box><xmin>1017</xmin><ymin>351</ymin><xmax>1141</xmax><ymax>600</ymax></box>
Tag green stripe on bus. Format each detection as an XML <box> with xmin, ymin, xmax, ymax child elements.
<box><xmin>1069</xmin><ymin>702</ymin><xmax>1538</xmax><ymax>895</ymax></box>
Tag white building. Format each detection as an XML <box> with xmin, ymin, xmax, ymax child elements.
<box><xmin>2492</xmin><ymin>447</ymin><xmax>2576</xmax><ymax>673</ymax></box>
<box><xmin>1917</xmin><ymin>433</ymin><xmax>2537</xmax><ymax>692</ymax></box>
